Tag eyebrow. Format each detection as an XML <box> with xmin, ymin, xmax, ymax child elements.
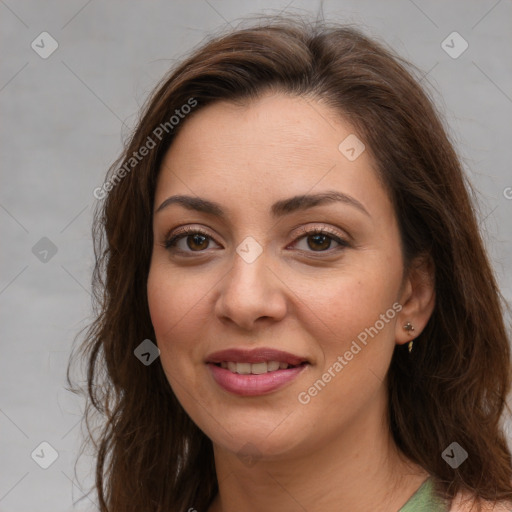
<box><xmin>154</xmin><ymin>190</ymin><xmax>370</xmax><ymax>218</ymax></box>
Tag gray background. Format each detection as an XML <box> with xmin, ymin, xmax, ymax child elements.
<box><xmin>1</xmin><ymin>1</ymin><xmax>511</xmax><ymax>511</ymax></box>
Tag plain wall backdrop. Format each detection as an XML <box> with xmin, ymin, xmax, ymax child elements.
<box><xmin>1</xmin><ymin>1</ymin><xmax>511</xmax><ymax>511</ymax></box>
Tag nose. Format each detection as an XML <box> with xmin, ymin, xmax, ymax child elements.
<box><xmin>214</xmin><ymin>248</ymin><xmax>288</xmax><ymax>331</ymax></box>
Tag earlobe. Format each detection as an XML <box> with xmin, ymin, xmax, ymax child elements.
<box><xmin>395</xmin><ymin>254</ymin><xmax>436</xmax><ymax>347</ymax></box>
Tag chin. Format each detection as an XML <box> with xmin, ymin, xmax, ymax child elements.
<box><xmin>204</xmin><ymin>417</ymin><xmax>306</xmax><ymax>461</ymax></box>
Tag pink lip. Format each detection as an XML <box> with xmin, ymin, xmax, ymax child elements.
<box><xmin>205</xmin><ymin>347</ymin><xmax>307</xmax><ymax>366</ymax></box>
<box><xmin>207</xmin><ymin>363</ymin><xmax>308</xmax><ymax>396</ymax></box>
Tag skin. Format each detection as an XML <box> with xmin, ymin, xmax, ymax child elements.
<box><xmin>147</xmin><ymin>92</ymin><xmax>436</xmax><ymax>512</ymax></box>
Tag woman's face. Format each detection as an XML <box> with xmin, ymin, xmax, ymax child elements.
<box><xmin>147</xmin><ymin>92</ymin><xmax>412</xmax><ymax>460</ymax></box>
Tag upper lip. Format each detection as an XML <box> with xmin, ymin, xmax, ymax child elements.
<box><xmin>205</xmin><ymin>348</ymin><xmax>308</xmax><ymax>366</ymax></box>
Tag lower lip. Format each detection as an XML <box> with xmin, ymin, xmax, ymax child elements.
<box><xmin>207</xmin><ymin>363</ymin><xmax>308</xmax><ymax>396</ymax></box>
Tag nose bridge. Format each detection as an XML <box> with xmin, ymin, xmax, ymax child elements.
<box><xmin>225</xmin><ymin>242</ymin><xmax>271</xmax><ymax>302</ymax></box>
<box><xmin>215</xmin><ymin>240</ymin><xmax>287</xmax><ymax>329</ymax></box>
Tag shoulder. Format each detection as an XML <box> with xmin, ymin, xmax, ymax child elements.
<box><xmin>449</xmin><ymin>490</ymin><xmax>512</xmax><ymax>512</ymax></box>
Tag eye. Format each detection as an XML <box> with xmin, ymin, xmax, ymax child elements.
<box><xmin>290</xmin><ymin>226</ymin><xmax>349</xmax><ymax>254</ymax></box>
<box><xmin>163</xmin><ymin>226</ymin><xmax>221</xmax><ymax>255</ymax></box>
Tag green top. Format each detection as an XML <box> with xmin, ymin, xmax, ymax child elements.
<box><xmin>398</xmin><ymin>477</ymin><xmax>451</xmax><ymax>512</ymax></box>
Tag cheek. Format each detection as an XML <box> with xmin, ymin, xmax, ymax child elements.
<box><xmin>293</xmin><ymin>271</ymin><xmax>400</xmax><ymax>419</ymax></box>
<box><xmin>147</xmin><ymin>260</ymin><xmax>227</xmax><ymax>387</ymax></box>
<box><xmin>297</xmin><ymin>264</ymin><xmax>400</xmax><ymax>340</ymax></box>
<box><xmin>147</xmin><ymin>262</ymin><xmax>207</xmax><ymax>336</ymax></box>
<box><xmin>147</xmin><ymin>265</ymin><xmax>210</xmax><ymax>400</ymax></box>
<box><xmin>147</xmin><ymin>263</ymin><xmax>203</xmax><ymax>365</ymax></box>
<box><xmin>338</xmin><ymin>246</ymin><xmax>402</xmax><ymax>323</ymax></box>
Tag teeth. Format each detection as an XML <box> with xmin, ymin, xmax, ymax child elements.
<box><xmin>219</xmin><ymin>361</ymin><xmax>291</xmax><ymax>374</ymax></box>
<box><xmin>236</xmin><ymin>362</ymin><xmax>251</xmax><ymax>375</ymax></box>
<box><xmin>251</xmin><ymin>362</ymin><xmax>268</xmax><ymax>374</ymax></box>
<box><xmin>267</xmin><ymin>361</ymin><xmax>280</xmax><ymax>371</ymax></box>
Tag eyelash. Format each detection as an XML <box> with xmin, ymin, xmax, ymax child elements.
<box><xmin>161</xmin><ymin>225</ymin><xmax>349</xmax><ymax>257</ymax></box>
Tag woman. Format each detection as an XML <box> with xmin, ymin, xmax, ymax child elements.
<box><xmin>70</xmin><ymin>15</ymin><xmax>512</xmax><ymax>512</ymax></box>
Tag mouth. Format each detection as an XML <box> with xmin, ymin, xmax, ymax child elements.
<box><xmin>212</xmin><ymin>360</ymin><xmax>305</xmax><ymax>374</ymax></box>
<box><xmin>205</xmin><ymin>348</ymin><xmax>310</xmax><ymax>396</ymax></box>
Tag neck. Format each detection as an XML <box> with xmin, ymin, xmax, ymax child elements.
<box><xmin>208</xmin><ymin>390</ymin><xmax>429</xmax><ymax>512</ymax></box>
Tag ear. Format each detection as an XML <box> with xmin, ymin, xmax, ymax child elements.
<box><xmin>395</xmin><ymin>253</ymin><xmax>436</xmax><ymax>346</ymax></box>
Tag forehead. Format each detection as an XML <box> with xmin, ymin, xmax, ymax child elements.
<box><xmin>154</xmin><ymin>92</ymin><xmax>391</xmax><ymax>223</ymax></box>
<box><xmin>162</xmin><ymin>93</ymin><xmax>347</xmax><ymax>169</ymax></box>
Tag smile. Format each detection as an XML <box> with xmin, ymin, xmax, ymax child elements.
<box><xmin>215</xmin><ymin>361</ymin><xmax>295</xmax><ymax>374</ymax></box>
<box><xmin>205</xmin><ymin>347</ymin><xmax>310</xmax><ymax>396</ymax></box>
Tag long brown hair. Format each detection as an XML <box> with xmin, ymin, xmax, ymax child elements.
<box><xmin>68</xmin><ymin>15</ymin><xmax>512</xmax><ymax>512</ymax></box>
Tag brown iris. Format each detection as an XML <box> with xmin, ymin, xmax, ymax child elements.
<box><xmin>187</xmin><ymin>234</ymin><xmax>209</xmax><ymax>251</ymax></box>
<box><xmin>307</xmin><ymin>233</ymin><xmax>331</xmax><ymax>251</ymax></box>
